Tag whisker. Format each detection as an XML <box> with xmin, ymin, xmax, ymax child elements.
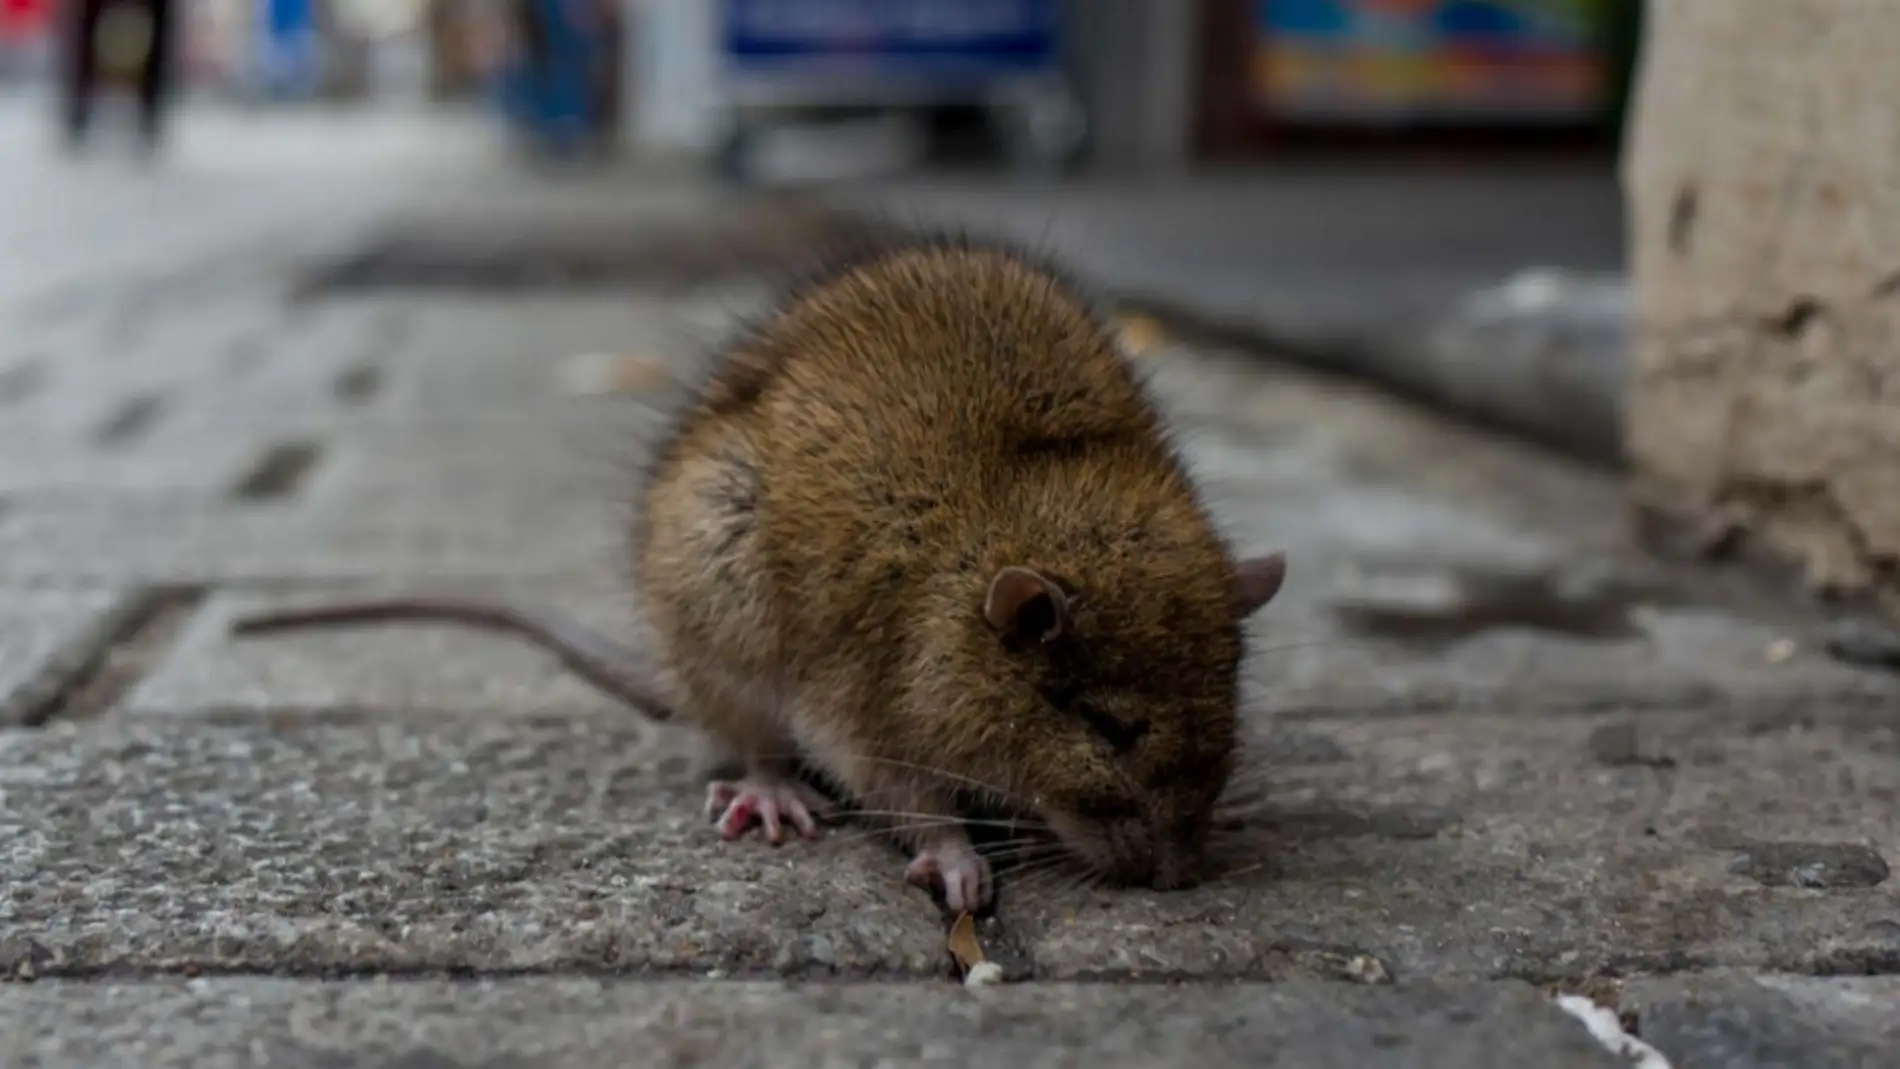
<box><xmin>829</xmin><ymin>809</ymin><xmax>1049</xmax><ymax>832</ymax></box>
<box><xmin>1251</xmin><ymin>638</ymin><xmax>1347</xmax><ymax>656</ymax></box>
<box><xmin>740</xmin><ymin>749</ymin><xmax>1037</xmax><ymax>811</ymax></box>
<box><xmin>981</xmin><ymin>843</ymin><xmax>1067</xmax><ymax>868</ymax></box>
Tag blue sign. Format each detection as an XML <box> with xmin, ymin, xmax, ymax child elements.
<box><xmin>254</xmin><ymin>0</ymin><xmax>319</xmax><ymax>97</ymax></box>
<box><xmin>722</xmin><ymin>0</ymin><xmax>1061</xmax><ymax>85</ymax></box>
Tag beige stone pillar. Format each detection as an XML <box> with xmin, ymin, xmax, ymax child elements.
<box><xmin>1623</xmin><ymin>0</ymin><xmax>1900</xmax><ymax>616</ymax></box>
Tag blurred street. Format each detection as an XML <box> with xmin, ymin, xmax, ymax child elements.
<box><xmin>2</xmin><ymin>90</ymin><xmax>1898</xmax><ymax>1068</ymax></box>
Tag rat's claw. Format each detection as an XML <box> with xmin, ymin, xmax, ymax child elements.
<box><xmin>906</xmin><ymin>842</ymin><xmax>994</xmax><ymax>913</ymax></box>
<box><xmin>706</xmin><ymin>777</ymin><xmax>832</xmax><ymax>844</ymax></box>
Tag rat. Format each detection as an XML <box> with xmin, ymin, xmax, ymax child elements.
<box><xmin>230</xmin><ymin>234</ymin><xmax>1287</xmax><ymax>913</ymax></box>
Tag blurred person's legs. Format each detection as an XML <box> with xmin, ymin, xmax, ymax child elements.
<box><xmin>59</xmin><ymin>0</ymin><xmax>105</xmax><ymax>146</ymax></box>
<box><xmin>135</xmin><ymin>0</ymin><xmax>173</xmax><ymax>150</ymax></box>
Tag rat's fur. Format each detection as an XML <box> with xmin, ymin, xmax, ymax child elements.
<box><xmin>635</xmin><ymin>233</ymin><xmax>1284</xmax><ymax>897</ymax></box>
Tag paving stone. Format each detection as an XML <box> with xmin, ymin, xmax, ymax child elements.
<box><xmin>0</xmin><ymin>494</ymin><xmax>626</xmax><ymax>585</ymax></box>
<box><xmin>0</xmin><ymin>978</ymin><xmax>1623</xmax><ymax>1069</ymax></box>
<box><xmin>1621</xmin><ymin>973</ymin><xmax>1900</xmax><ymax>1069</ymax></box>
<box><xmin>5</xmin><ymin>704</ymin><xmax>1896</xmax><ymax>983</ymax></box>
<box><xmin>0</xmin><ymin>426</ymin><xmax>269</xmax><ymax>499</ymax></box>
<box><xmin>999</xmin><ymin>705</ymin><xmax>1900</xmax><ymax>982</ymax></box>
<box><xmin>0</xmin><ymin>715</ymin><xmax>943</xmax><ymax>978</ymax></box>
<box><xmin>1140</xmin><ymin>356</ymin><xmax>1899</xmax><ymax>716</ymax></box>
<box><xmin>1244</xmin><ymin>596</ymin><xmax>1899</xmax><ymax>717</ymax></box>
<box><xmin>0</xmin><ymin>586</ymin><xmax>144</xmax><ymax>726</ymax></box>
<box><xmin>295</xmin><ymin>410</ymin><xmax>666</xmax><ymax>507</ymax></box>
<box><xmin>127</xmin><ymin>581</ymin><xmax>651</xmax><ymax>719</ymax></box>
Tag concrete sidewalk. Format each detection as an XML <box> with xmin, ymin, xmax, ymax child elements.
<box><xmin>2</xmin><ymin>105</ymin><xmax>1897</xmax><ymax>1067</ymax></box>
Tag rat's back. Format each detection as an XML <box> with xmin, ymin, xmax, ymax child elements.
<box><xmin>635</xmin><ymin>236</ymin><xmax>1209</xmax><ymax>684</ymax></box>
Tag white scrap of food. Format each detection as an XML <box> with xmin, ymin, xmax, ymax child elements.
<box><xmin>962</xmin><ymin>962</ymin><xmax>1005</xmax><ymax>988</ymax></box>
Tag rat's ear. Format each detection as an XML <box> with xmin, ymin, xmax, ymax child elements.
<box><xmin>985</xmin><ymin>566</ymin><xmax>1070</xmax><ymax>644</ymax></box>
<box><xmin>1231</xmin><ymin>552</ymin><xmax>1287</xmax><ymax>618</ymax></box>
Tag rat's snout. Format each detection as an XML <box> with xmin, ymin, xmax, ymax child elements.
<box><xmin>1149</xmin><ymin>844</ymin><xmax>1203</xmax><ymax>892</ymax></box>
<box><xmin>1096</xmin><ymin>817</ymin><xmax>1159</xmax><ymax>885</ymax></box>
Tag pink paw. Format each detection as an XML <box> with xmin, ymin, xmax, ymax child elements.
<box><xmin>705</xmin><ymin>777</ymin><xmax>833</xmax><ymax>844</ymax></box>
<box><xmin>905</xmin><ymin>842</ymin><xmax>994</xmax><ymax>913</ymax></box>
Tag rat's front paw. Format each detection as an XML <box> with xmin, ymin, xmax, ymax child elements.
<box><xmin>706</xmin><ymin>776</ymin><xmax>833</xmax><ymax>844</ymax></box>
<box><xmin>905</xmin><ymin>839</ymin><xmax>994</xmax><ymax>913</ymax></box>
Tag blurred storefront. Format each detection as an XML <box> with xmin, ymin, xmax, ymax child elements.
<box><xmin>0</xmin><ymin>0</ymin><xmax>53</xmax><ymax>81</ymax></box>
<box><xmin>1199</xmin><ymin>0</ymin><xmax>1642</xmax><ymax>155</ymax></box>
<box><xmin>618</xmin><ymin>0</ymin><xmax>1641</xmax><ymax>175</ymax></box>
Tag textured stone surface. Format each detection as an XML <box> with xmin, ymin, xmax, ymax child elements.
<box><xmin>0</xmin><ymin>716</ymin><xmax>943</xmax><ymax>978</ymax></box>
<box><xmin>1622</xmin><ymin>973</ymin><xmax>1900</xmax><ymax>1069</ymax></box>
<box><xmin>0</xmin><ymin>494</ymin><xmax>626</xmax><ymax>585</ymax></box>
<box><xmin>0</xmin><ymin>426</ymin><xmax>274</xmax><ymax>499</ymax></box>
<box><xmin>1140</xmin><ymin>354</ymin><xmax>1900</xmax><ymax>716</ymax></box>
<box><xmin>1624</xmin><ymin>0</ymin><xmax>1900</xmax><ymax>619</ymax></box>
<box><xmin>1003</xmin><ymin>705</ymin><xmax>1900</xmax><ymax>981</ymax></box>
<box><xmin>0</xmin><ymin>586</ymin><xmax>143</xmax><ymax>726</ymax></box>
<box><xmin>4</xmin><ymin>705</ymin><xmax>1895</xmax><ymax>983</ymax></box>
<box><xmin>127</xmin><ymin>581</ymin><xmax>650</xmax><ymax>719</ymax></box>
<box><xmin>0</xmin><ymin>979</ymin><xmax>1623</xmax><ymax>1069</ymax></box>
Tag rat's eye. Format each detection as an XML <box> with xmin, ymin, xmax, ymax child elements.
<box><xmin>1040</xmin><ymin>683</ymin><xmax>1149</xmax><ymax>753</ymax></box>
<box><xmin>1081</xmin><ymin>707</ymin><xmax>1150</xmax><ymax>754</ymax></box>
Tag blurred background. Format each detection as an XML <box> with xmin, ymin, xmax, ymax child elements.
<box><xmin>0</xmin><ymin>0</ymin><xmax>1893</xmax><ymax>627</ymax></box>
<box><xmin>0</xmin><ymin>1</ymin><xmax>1644</xmax><ymax>168</ymax></box>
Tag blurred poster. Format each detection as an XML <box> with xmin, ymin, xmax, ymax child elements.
<box><xmin>1257</xmin><ymin>0</ymin><xmax>1613</xmax><ymax>126</ymax></box>
<box><xmin>720</xmin><ymin>0</ymin><xmax>1060</xmax><ymax>90</ymax></box>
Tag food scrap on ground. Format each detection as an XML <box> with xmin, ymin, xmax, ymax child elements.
<box><xmin>557</xmin><ymin>352</ymin><xmax>676</xmax><ymax>396</ymax></box>
<box><xmin>1114</xmin><ymin>312</ymin><xmax>1166</xmax><ymax>358</ymax></box>
<box><xmin>946</xmin><ymin>910</ymin><xmax>1004</xmax><ymax>986</ymax></box>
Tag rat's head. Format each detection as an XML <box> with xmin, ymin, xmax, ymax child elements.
<box><xmin>955</xmin><ymin>547</ymin><xmax>1286</xmax><ymax>891</ymax></box>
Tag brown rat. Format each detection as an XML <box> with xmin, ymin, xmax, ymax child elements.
<box><xmin>233</xmin><ymin>234</ymin><xmax>1287</xmax><ymax>913</ymax></box>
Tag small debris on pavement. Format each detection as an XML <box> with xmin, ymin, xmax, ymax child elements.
<box><xmin>1763</xmin><ymin>637</ymin><xmax>1797</xmax><ymax>664</ymax></box>
<box><xmin>1114</xmin><ymin>313</ymin><xmax>1166</xmax><ymax>357</ymax></box>
<box><xmin>1553</xmin><ymin>994</ymin><xmax>1673</xmax><ymax>1069</ymax></box>
<box><xmin>557</xmin><ymin>352</ymin><xmax>675</xmax><ymax>396</ymax></box>
<box><xmin>1344</xmin><ymin>954</ymin><xmax>1391</xmax><ymax>985</ymax></box>
<box><xmin>947</xmin><ymin>911</ymin><xmax>1005</xmax><ymax>986</ymax></box>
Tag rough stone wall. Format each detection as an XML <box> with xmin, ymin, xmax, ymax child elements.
<box><xmin>1623</xmin><ymin>0</ymin><xmax>1900</xmax><ymax>616</ymax></box>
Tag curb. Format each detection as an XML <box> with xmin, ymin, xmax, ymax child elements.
<box><xmin>812</xmin><ymin>202</ymin><xmax>1630</xmax><ymax>468</ymax></box>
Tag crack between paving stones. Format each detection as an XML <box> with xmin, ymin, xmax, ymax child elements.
<box><xmin>18</xmin><ymin>585</ymin><xmax>206</xmax><ymax>727</ymax></box>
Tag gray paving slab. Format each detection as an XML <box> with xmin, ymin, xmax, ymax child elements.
<box><xmin>3</xmin><ymin>706</ymin><xmax>1894</xmax><ymax>983</ymax></box>
<box><xmin>0</xmin><ymin>493</ymin><xmax>627</xmax><ymax>586</ymax></box>
<box><xmin>1143</xmin><ymin>351</ymin><xmax>1899</xmax><ymax>716</ymax></box>
<box><xmin>1621</xmin><ymin>973</ymin><xmax>1900</xmax><ymax>1069</ymax></box>
<box><xmin>0</xmin><ymin>586</ymin><xmax>144</xmax><ymax>726</ymax></box>
<box><xmin>294</xmin><ymin>411</ymin><xmax>667</xmax><ymax>507</ymax></box>
<box><xmin>0</xmin><ymin>426</ymin><xmax>271</xmax><ymax>499</ymax></box>
<box><xmin>0</xmin><ymin>715</ymin><xmax>943</xmax><ymax>978</ymax></box>
<box><xmin>1242</xmin><ymin>596</ymin><xmax>1899</xmax><ymax>717</ymax></box>
<box><xmin>0</xmin><ymin>979</ymin><xmax>1623</xmax><ymax>1069</ymax></box>
<box><xmin>126</xmin><ymin>581</ymin><xmax>651</xmax><ymax>719</ymax></box>
<box><xmin>1002</xmin><ymin>703</ymin><xmax>1900</xmax><ymax>982</ymax></box>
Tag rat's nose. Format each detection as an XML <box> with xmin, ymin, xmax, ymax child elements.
<box><xmin>1149</xmin><ymin>843</ymin><xmax>1202</xmax><ymax>891</ymax></box>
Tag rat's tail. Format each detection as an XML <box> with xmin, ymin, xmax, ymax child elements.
<box><xmin>229</xmin><ymin>597</ymin><xmax>675</xmax><ymax>721</ymax></box>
